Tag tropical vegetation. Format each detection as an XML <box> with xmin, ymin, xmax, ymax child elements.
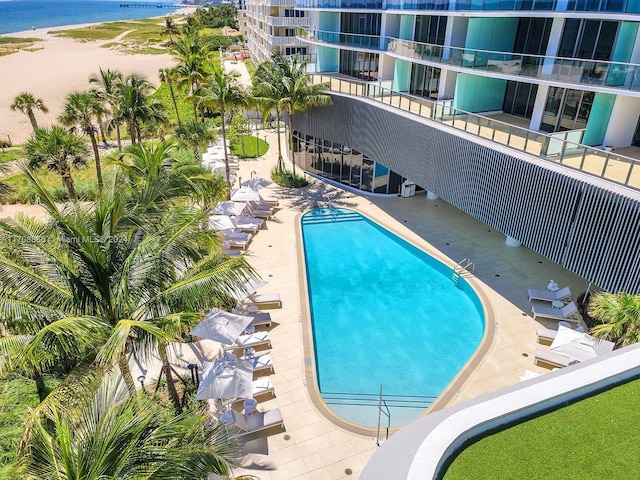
<box><xmin>10</xmin><ymin>93</ymin><xmax>48</xmax><ymax>132</ymax></box>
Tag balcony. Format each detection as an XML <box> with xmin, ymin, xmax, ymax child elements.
<box><xmin>299</xmin><ymin>28</ymin><xmax>640</xmax><ymax>94</ymax></box>
<box><xmin>268</xmin><ymin>35</ymin><xmax>308</xmax><ymax>46</ymax></box>
<box><xmin>267</xmin><ymin>16</ymin><xmax>314</xmax><ymax>26</ymax></box>
<box><xmin>311</xmin><ymin>74</ymin><xmax>640</xmax><ymax>192</ymax></box>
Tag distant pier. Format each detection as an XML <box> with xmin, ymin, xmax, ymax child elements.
<box><xmin>119</xmin><ymin>3</ymin><xmax>195</xmax><ymax>9</ymax></box>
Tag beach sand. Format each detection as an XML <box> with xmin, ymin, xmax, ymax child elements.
<box><xmin>0</xmin><ymin>20</ymin><xmax>178</xmax><ymax>145</ymax></box>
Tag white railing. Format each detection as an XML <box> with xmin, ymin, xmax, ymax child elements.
<box><xmin>267</xmin><ymin>16</ymin><xmax>314</xmax><ymax>27</ymax></box>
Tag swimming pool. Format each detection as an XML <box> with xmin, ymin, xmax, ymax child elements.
<box><xmin>300</xmin><ymin>207</ymin><xmax>486</xmax><ymax>428</ymax></box>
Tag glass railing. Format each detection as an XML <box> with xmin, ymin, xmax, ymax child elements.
<box><xmin>296</xmin><ymin>0</ymin><xmax>637</xmax><ymax>11</ymax></box>
<box><xmin>299</xmin><ymin>28</ymin><xmax>640</xmax><ymax>92</ymax></box>
<box><xmin>311</xmin><ymin>74</ymin><xmax>640</xmax><ymax>192</ymax></box>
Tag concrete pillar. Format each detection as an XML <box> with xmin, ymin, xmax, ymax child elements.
<box><xmin>529</xmin><ymin>84</ymin><xmax>549</xmax><ymax>131</ymax></box>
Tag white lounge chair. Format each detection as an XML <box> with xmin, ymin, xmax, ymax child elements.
<box><xmin>222</xmin><ymin>238</ymin><xmax>249</xmax><ymax>250</ymax></box>
<box><xmin>249</xmin><ymin>201</ymin><xmax>275</xmax><ymax>215</ymax></box>
<box><xmin>528</xmin><ymin>286</ymin><xmax>572</xmax><ymax>303</ymax></box>
<box><xmin>251</xmin><ymin>377</ymin><xmax>275</xmax><ymax>398</ymax></box>
<box><xmin>259</xmin><ymin>193</ymin><xmax>279</xmax><ymax>207</ymax></box>
<box><xmin>236</xmin><ymin>214</ymin><xmax>265</xmax><ymax>229</ymax></box>
<box><xmin>531</xmin><ymin>301</ymin><xmax>580</xmax><ymax>322</ymax></box>
<box><xmin>232</xmin><ymin>308</ymin><xmax>272</xmax><ymax>328</ymax></box>
<box><xmin>221</xmin><ymin>229</ymin><xmax>253</xmax><ymax>242</ymax></box>
<box><xmin>246</xmin><ymin>205</ymin><xmax>271</xmax><ymax>220</ymax></box>
<box><xmin>534</xmin><ymin>347</ymin><xmax>577</xmax><ymax>368</ymax></box>
<box><xmin>247</xmin><ymin>293</ymin><xmax>282</xmax><ymax>310</ymax></box>
<box><xmin>231</xmin><ymin>218</ymin><xmax>259</xmax><ymax>234</ymax></box>
<box><xmin>226</xmin><ymin>408</ymin><xmax>284</xmax><ymax>438</ymax></box>
<box><xmin>249</xmin><ymin>354</ymin><xmax>273</xmax><ymax>376</ymax></box>
<box><xmin>234</xmin><ymin>331</ymin><xmax>271</xmax><ymax>350</ymax></box>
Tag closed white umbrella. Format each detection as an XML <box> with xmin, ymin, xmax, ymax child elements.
<box><xmin>212</xmin><ymin>201</ymin><xmax>247</xmax><ymax>216</ymax></box>
<box><xmin>189</xmin><ymin>308</ymin><xmax>254</xmax><ymax>345</ymax></box>
<box><xmin>195</xmin><ymin>360</ymin><xmax>253</xmax><ymax>400</ymax></box>
<box><xmin>231</xmin><ymin>187</ymin><xmax>261</xmax><ymax>203</ymax></box>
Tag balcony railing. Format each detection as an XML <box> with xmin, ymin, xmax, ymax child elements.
<box><xmin>311</xmin><ymin>74</ymin><xmax>640</xmax><ymax>192</ymax></box>
<box><xmin>299</xmin><ymin>28</ymin><xmax>640</xmax><ymax>93</ymax></box>
<box><xmin>268</xmin><ymin>35</ymin><xmax>308</xmax><ymax>45</ymax></box>
<box><xmin>267</xmin><ymin>15</ymin><xmax>314</xmax><ymax>26</ymax></box>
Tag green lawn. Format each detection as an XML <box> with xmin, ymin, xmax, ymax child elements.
<box><xmin>443</xmin><ymin>378</ymin><xmax>640</xmax><ymax>479</ymax></box>
<box><xmin>0</xmin><ymin>372</ymin><xmax>60</xmax><ymax>477</ymax></box>
<box><xmin>231</xmin><ymin>135</ymin><xmax>269</xmax><ymax>158</ymax></box>
<box><xmin>0</xmin><ymin>148</ymin><xmax>24</xmax><ymax>164</ymax></box>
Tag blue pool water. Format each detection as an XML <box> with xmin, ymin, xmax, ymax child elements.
<box><xmin>301</xmin><ymin>207</ymin><xmax>485</xmax><ymax>428</ymax></box>
<box><xmin>0</xmin><ymin>0</ymin><xmax>179</xmax><ymax>36</ymax></box>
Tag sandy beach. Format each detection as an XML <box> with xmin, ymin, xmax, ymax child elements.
<box><xmin>0</xmin><ymin>19</ymin><xmax>180</xmax><ymax>145</ymax></box>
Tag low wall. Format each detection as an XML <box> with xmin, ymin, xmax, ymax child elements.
<box><xmin>360</xmin><ymin>344</ymin><xmax>640</xmax><ymax>479</ymax></box>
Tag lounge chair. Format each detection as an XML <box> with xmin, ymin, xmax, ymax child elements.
<box><xmin>232</xmin><ymin>308</ymin><xmax>272</xmax><ymax>328</ymax></box>
<box><xmin>247</xmin><ymin>293</ymin><xmax>282</xmax><ymax>310</ymax></box>
<box><xmin>234</xmin><ymin>331</ymin><xmax>271</xmax><ymax>350</ymax></box>
<box><xmin>222</xmin><ymin>238</ymin><xmax>249</xmax><ymax>250</ymax></box>
<box><xmin>246</xmin><ymin>205</ymin><xmax>271</xmax><ymax>220</ymax></box>
<box><xmin>236</xmin><ymin>214</ymin><xmax>265</xmax><ymax>229</ymax></box>
<box><xmin>534</xmin><ymin>347</ymin><xmax>577</xmax><ymax>368</ymax></box>
<box><xmin>259</xmin><ymin>193</ymin><xmax>279</xmax><ymax>207</ymax></box>
<box><xmin>249</xmin><ymin>201</ymin><xmax>275</xmax><ymax>215</ymax></box>
<box><xmin>221</xmin><ymin>229</ymin><xmax>253</xmax><ymax>242</ymax></box>
<box><xmin>249</xmin><ymin>354</ymin><xmax>274</xmax><ymax>376</ymax></box>
<box><xmin>251</xmin><ymin>377</ymin><xmax>275</xmax><ymax>398</ymax></box>
<box><xmin>531</xmin><ymin>301</ymin><xmax>580</xmax><ymax>322</ymax></box>
<box><xmin>528</xmin><ymin>286</ymin><xmax>572</xmax><ymax>303</ymax></box>
<box><xmin>226</xmin><ymin>408</ymin><xmax>284</xmax><ymax>438</ymax></box>
<box><xmin>231</xmin><ymin>218</ymin><xmax>259</xmax><ymax>234</ymax></box>
<box><xmin>537</xmin><ymin>325</ymin><xmax>585</xmax><ymax>344</ymax></box>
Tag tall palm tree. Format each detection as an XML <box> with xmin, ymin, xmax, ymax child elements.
<box><xmin>253</xmin><ymin>58</ymin><xmax>287</xmax><ymax>172</ymax></box>
<box><xmin>175</xmin><ymin>119</ymin><xmax>215</xmax><ymax>164</ymax></box>
<box><xmin>89</xmin><ymin>68</ymin><xmax>124</xmax><ymax>150</ymax></box>
<box><xmin>159</xmin><ymin>67</ymin><xmax>182</xmax><ymax>126</ymax></box>
<box><xmin>170</xmin><ymin>33</ymin><xmax>210</xmax><ymax>121</ymax></box>
<box><xmin>589</xmin><ymin>292</ymin><xmax>640</xmax><ymax>347</ymax></box>
<box><xmin>194</xmin><ymin>67</ymin><xmax>247</xmax><ymax>196</ymax></box>
<box><xmin>17</xmin><ymin>374</ymin><xmax>243</xmax><ymax>479</ymax></box>
<box><xmin>59</xmin><ymin>90</ymin><xmax>106</xmax><ymax>189</ymax></box>
<box><xmin>273</xmin><ymin>54</ymin><xmax>332</xmax><ymax>176</ymax></box>
<box><xmin>0</xmin><ymin>171</ymin><xmax>258</xmax><ymax>406</ymax></box>
<box><xmin>24</xmin><ymin>126</ymin><xmax>88</xmax><ymax>201</ymax></box>
<box><xmin>116</xmin><ymin>73</ymin><xmax>167</xmax><ymax>145</ymax></box>
<box><xmin>10</xmin><ymin>92</ymin><xmax>49</xmax><ymax>132</ymax></box>
<box><xmin>161</xmin><ymin>16</ymin><xmax>180</xmax><ymax>45</ymax></box>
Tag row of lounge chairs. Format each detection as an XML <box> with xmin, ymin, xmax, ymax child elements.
<box><xmin>527</xmin><ymin>285</ymin><xmax>580</xmax><ymax>324</ymax></box>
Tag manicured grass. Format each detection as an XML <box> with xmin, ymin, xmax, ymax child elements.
<box><xmin>231</xmin><ymin>135</ymin><xmax>269</xmax><ymax>158</ymax></box>
<box><xmin>151</xmin><ymin>83</ymin><xmax>194</xmax><ymax>127</ymax></box>
<box><xmin>443</xmin><ymin>378</ymin><xmax>640</xmax><ymax>480</ymax></box>
<box><xmin>0</xmin><ymin>372</ymin><xmax>60</xmax><ymax>477</ymax></box>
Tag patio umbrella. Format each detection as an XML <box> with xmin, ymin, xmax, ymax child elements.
<box><xmin>231</xmin><ymin>187</ymin><xmax>261</xmax><ymax>203</ymax></box>
<box><xmin>242</xmin><ymin>176</ymin><xmax>272</xmax><ymax>190</ymax></box>
<box><xmin>209</xmin><ymin>214</ymin><xmax>236</xmax><ymax>231</ymax></box>
<box><xmin>212</xmin><ymin>201</ymin><xmax>247</xmax><ymax>216</ymax></box>
<box><xmin>189</xmin><ymin>308</ymin><xmax>254</xmax><ymax>345</ymax></box>
<box><xmin>550</xmin><ymin>325</ymin><xmax>615</xmax><ymax>362</ymax></box>
<box><xmin>195</xmin><ymin>359</ymin><xmax>253</xmax><ymax>400</ymax></box>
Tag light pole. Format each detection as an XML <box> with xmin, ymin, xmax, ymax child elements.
<box><xmin>137</xmin><ymin>375</ymin><xmax>146</xmax><ymax>394</ymax></box>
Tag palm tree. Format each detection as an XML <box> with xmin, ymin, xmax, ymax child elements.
<box><xmin>10</xmin><ymin>92</ymin><xmax>49</xmax><ymax>132</ymax></box>
<box><xmin>170</xmin><ymin>33</ymin><xmax>210</xmax><ymax>121</ymax></box>
<box><xmin>589</xmin><ymin>292</ymin><xmax>640</xmax><ymax>347</ymax></box>
<box><xmin>17</xmin><ymin>374</ymin><xmax>243</xmax><ymax>479</ymax></box>
<box><xmin>59</xmin><ymin>90</ymin><xmax>106</xmax><ymax>189</ymax></box>
<box><xmin>89</xmin><ymin>68</ymin><xmax>124</xmax><ymax>150</ymax></box>
<box><xmin>253</xmin><ymin>58</ymin><xmax>287</xmax><ymax>172</ymax></box>
<box><xmin>24</xmin><ymin>126</ymin><xmax>88</xmax><ymax>201</ymax></box>
<box><xmin>159</xmin><ymin>67</ymin><xmax>182</xmax><ymax>126</ymax></box>
<box><xmin>0</xmin><ymin>170</ymin><xmax>258</xmax><ymax>407</ymax></box>
<box><xmin>116</xmin><ymin>73</ymin><xmax>167</xmax><ymax>145</ymax></box>
<box><xmin>114</xmin><ymin>139</ymin><xmax>226</xmax><ymax>211</ymax></box>
<box><xmin>175</xmin><ymin>119</ymin><xmax>215</xmax><ymax>164</ymax></box>
<box><xmin>161</xmin><ymin>16</ymin><xmax>180</xmax><ymax>45</ymax></box>
<box><xmin>194</xmin><ymin>67</ymin><xmax>247</xmax><ymax>196</ymax></box>
<box><xmin>272</xmin><ymin>54</ymin><xmax>332</xmax><ymax>176</ymax></box>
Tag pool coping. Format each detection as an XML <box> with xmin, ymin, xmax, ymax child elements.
<box><xmin>295</xmin><ymin>205</ymin><xmax>497</xmax><ymax>437</ymax></box>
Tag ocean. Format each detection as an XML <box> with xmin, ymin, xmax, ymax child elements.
<box><xmin>0</xmin><ymin>0</ymin><xmax>183</xmax><ymax>36</ymax></box>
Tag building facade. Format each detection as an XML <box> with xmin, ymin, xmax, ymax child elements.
<box><xmin>288</xmin><ymin>3</ymin><xmax>640</xmax><ymax>293</ymax></box>
<box><xmin>243</xmin><ymin>0</ymin><xmax>314</xmax><ymax>64</ymax></box>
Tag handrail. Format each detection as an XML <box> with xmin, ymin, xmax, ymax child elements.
<box><xmin>298</xmin><ymin>28</ymin><xmax>640</xmax><ymax>92</ymax></box>
<box><xmin>311</xmin><ymin>74</ymin><xmax>640</xmax><ymax>192</ymax></box>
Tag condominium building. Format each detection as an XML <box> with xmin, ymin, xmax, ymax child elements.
<box><xmin>289</xmin><ymin>3</ymin><xmax>640</xmax><ymax>293</ymax></box>
<box><xmin>243</xmin><ymin>0</ymin><xmax>313</xmax><ymax>64</ymax></box>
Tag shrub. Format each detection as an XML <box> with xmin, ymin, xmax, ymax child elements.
<box><xmin>271</xmin><ymin>167</ymin><xmax>308</xmax><ymax>188</ymax></box>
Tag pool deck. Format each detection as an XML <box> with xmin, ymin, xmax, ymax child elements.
<box><xmin>229</xmin><ymin>126</ymin><xmax>590</xmax><ymax>479</ymax></box>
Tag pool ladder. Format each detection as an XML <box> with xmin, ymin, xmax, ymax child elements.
<box><xmin>452</xmin><ymin>258</ymin><xmax>475</xmax><ymax>285</ymax></box>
